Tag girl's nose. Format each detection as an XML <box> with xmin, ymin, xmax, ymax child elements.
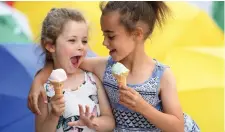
<box><xmin>103</xmin><ymin>38</ymin><xmax>109</xmax><ymax>47</ymax></box>
<box><xmin>77</xmin><ymin>41</ymin><xmax>84</xmax><ymax>50</ymax></box>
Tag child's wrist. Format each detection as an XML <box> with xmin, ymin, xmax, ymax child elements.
<box><xmin>137</xmin><ymin>99</ymin><xmax>152</xmax><ymax>114</ymax></box>
<box><xmin>88</xmin><ymin>118</ymin><xmax>99</xmax><ymax>130</ymax></box>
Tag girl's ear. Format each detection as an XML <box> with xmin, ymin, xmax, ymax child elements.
<box><xmin>45</xmin><ymin>43</ymin><xmax>56</xmax><ymax>53</ymax></box>
<box><xmin>132</xmin><ymin>27</ymin><xmax>144</xmax><ymax>41</ymax></box>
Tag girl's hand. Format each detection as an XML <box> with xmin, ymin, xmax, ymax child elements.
<box><xmin>68</xmin><ymin>104</ymin><xmax>98</xmax><ymax>129</ymax></box>
<box><xmin>28</xmin><ymin>63</ymin><xmax>53</xmax><ymax>115</ymax></box>
<box><xmin>118</xmin><ymin>84</ymin><xmax>148</xmax><ymax>113</ymax></box>
<box><xmin>28</xmin><ymin>86</ymin><xmax>47</xmax><ymax>115</ymax></box>
<box><xmin>50</xmin><ymin>95</ymin><xmax>65</xmax><ymax>117</ymax></box>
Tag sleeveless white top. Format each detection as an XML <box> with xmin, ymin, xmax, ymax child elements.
<box><xmin>44</xmin><ymin>72</ymin><xmax>100</xmax><ymax>132</ymax></box>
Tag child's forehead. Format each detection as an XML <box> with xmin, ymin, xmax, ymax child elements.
<box><xmin>62</xmin><ymin>21</ymin><xmax>88</xmax><ymax>35</ymax></box>
<box><xmin>101</xmin><ymin>11</ymin><xmax>123</xmax><ymax>30</ymax></box>
<box><xmin>101</xmin><ymin>11</ymin><xmax>121</xmax><ymax>22</ymax></box>
<box><xmin>63</xmin><ymin>20</ymin><xmax>87</xmax><ymax>29</ymax></box>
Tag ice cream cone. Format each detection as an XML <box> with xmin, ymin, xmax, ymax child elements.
<box><xmin>111</xmin><ymin>62</ymin><xmax>130</xmax><ymax>86</ymax></box>
<box><xmin>50</xmin><ymin>81</ymin><xmax>64</xmax><ymax>96</ymax></box>
<box><xmin>113</xmin><ymin>72</ymin><xmax>129</xmax><ymax>86</ymax></box>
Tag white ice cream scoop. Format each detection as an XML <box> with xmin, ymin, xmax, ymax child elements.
<box><xmin>49</xmin><ymin>69</ymin><xmax>67</xmax><ymax>82</ymax></box>
<box><xmin>49</xmin><ymin>69</ymin><xmax>67</xmax><ymax>96</ymax></box>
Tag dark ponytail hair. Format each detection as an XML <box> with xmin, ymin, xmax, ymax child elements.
<box><xmin>100</xmin><ymin>1</ymin><xmax>170</xmax><ymax>39</ymax></box>
<box><xmin>147</xmin><ymin>1</ymin><xmax>169</xmax><ymax>27</ymax></box>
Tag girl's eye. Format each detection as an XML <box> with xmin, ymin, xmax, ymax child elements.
<box><xmin>68</xmin><ymin>39</ymin><xmax>76</xmax><ymax>42</ymax></box>
<box><xmin>108</xmin><ymin>36</ymin><xmax>115</xmax><ymax>40</ymax></box>
<box><xmin>82</xmin><ymin>40</ymin><xmax>88</xmax><ymax>44</ymax></box>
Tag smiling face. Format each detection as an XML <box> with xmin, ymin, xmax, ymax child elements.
<box><xmin>99</xmin><ymin>2</ymin><xmax>170</xmax><ymax>62</ymax></box>
<box><xmin>50</xmin><ymin>20</ymin><xmax>88</xmax><ymax>74</ymax></box>
<box><xmin>101</xmin><ymin>11</ymin><xmax>136</xmax><ymax>62</ymax></box>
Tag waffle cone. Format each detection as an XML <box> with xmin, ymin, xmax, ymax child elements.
<box><xmin>113</xmin><ymin>72</ymin><xmax>129</xmax><ymax>86</ymax></box>
<box><xmin>50</xmin><ymin>81</ymin><xmax>64</xmax><ymax>96</ymax></box>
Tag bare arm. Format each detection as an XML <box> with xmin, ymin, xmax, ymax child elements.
<box><xmin>92</xmin><ymin>74</ymin><xmax>115</xmax><ymax>132</ymax></box>
<box><xmin>80</xmin><ymin>57</ymin><xmax>108</xmax><ymax>81</ymax></box>
<box><xmin>35</xmin><ymin>95</ymin><xmax>60</xmax><ymax>132</ymax></box>
<box><xmin>35</xmin><ymin>62</ymin><xmax>53</xmax><ymax>84</ymax></box>
<box><xmin>28</xmin><ymin>62</ymin><xmax>53</xmax><ymax>114</ymax></box>
<box><xmin>140</xmin><ymin>68</ymin><xmax>184</xmax><ymax>132</ymax></box>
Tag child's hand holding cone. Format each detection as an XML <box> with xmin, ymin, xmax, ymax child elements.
<box><xmin>111</xmin><ymin>62</ymin><xmax>147</xmax><ymax>113</ymax></box>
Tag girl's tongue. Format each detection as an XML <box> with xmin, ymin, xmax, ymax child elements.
<box><xmin>70</xmin><ymin>56</ymin><xmax>80</xmax><ymax>67</ymax></box>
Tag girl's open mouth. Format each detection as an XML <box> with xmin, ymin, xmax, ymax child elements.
<box><xmin>109</xmin><ymin>49</ymin><xmax>116</xmax><ymax>55</ymax></box>
<box><xmin>70</xmin><ymin>56</ymin><xmax>81</xmax><ymax>67</ymax></box>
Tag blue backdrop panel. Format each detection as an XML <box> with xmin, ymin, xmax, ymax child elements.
<box><xmin>0</xmin><ymin>44</ymin><xmax>96</xmax><ymax>132</ymax></box>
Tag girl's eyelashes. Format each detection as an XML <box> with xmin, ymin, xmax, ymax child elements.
<box><xmin>102</xmin><ymin>34</ymin><xmax>116</xmax><ymax>40</ymax></box>
<box><xmin>68</xmin><ymin>39</ymin><xmax>76</xmax><ymax>43</ymax></box>
<box><xmin>108</xmin><ymin>36</ymin><xmax>115</xmax><ymax>40</ymax></box>
<box><xmin>68</xmin><ymin>39</ymin><xmax>87</xmax><ymax>44</ymax></box>
<box><xmin>82</xmin><ymin>40</ymin><xmax>88</xmax><ymax>44</ymax></box>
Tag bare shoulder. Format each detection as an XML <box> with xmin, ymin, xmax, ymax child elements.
<box><xmin>160</xmin><ymin>68</ymin><xmax>176</xmax><ymax>91</ymax></box>
<box><xmin>161</xmin><ymin>68</ymin><xmax>176</xmax><ymax>81</ymax></box>
<box><xmin>91</xmin><ymin>73</ymin><xmax>102</xmax><ymax>89</ymax></box>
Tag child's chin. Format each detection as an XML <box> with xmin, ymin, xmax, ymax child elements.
<box><xmin>67</xmin><ymin>67</ymin><xmax>78</xmax><ymax>74</ymax></box>
<box><xmin>111</xmin><ymin>56</ymin><xmax>122</xmax><ymax>62</ymax></box>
